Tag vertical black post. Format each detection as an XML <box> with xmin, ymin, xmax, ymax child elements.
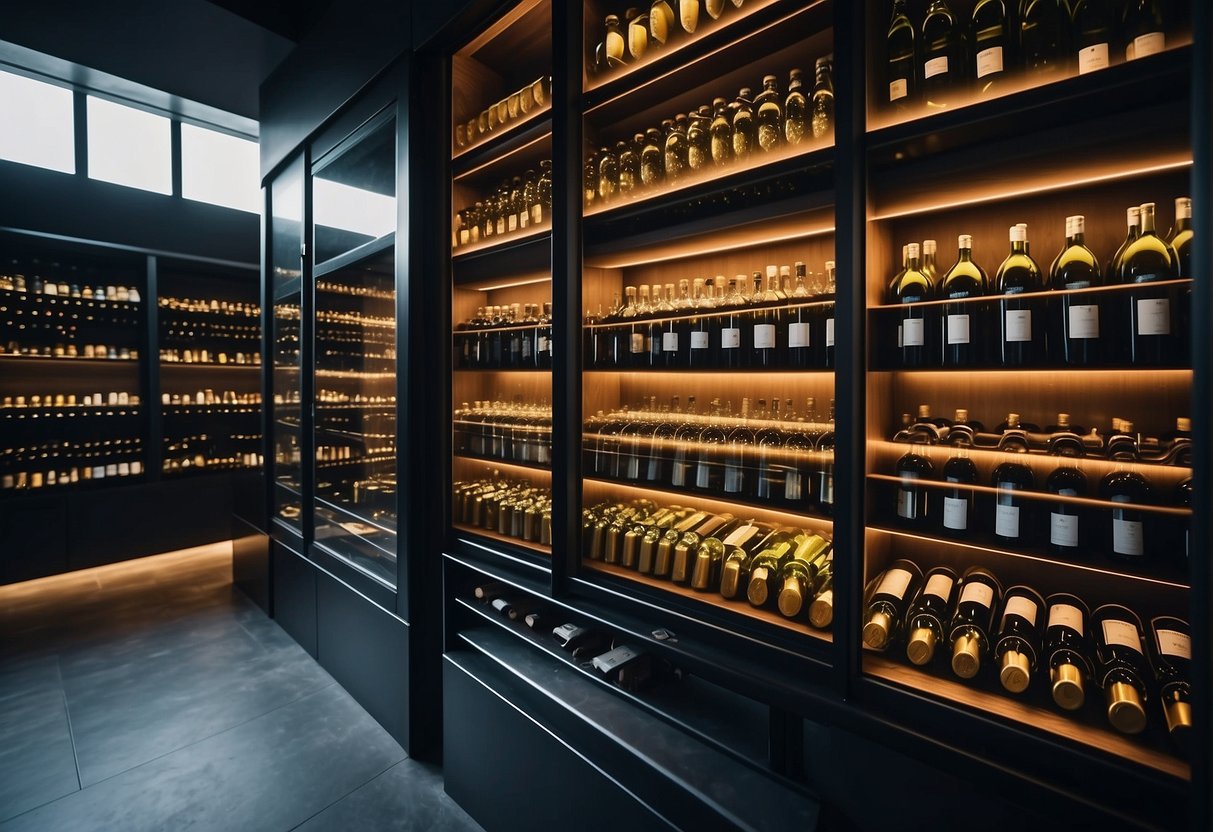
<box><xmin>300</xmin><ymin>148</ymin><xmax>316</xmax><ymax>550</ymax></box>
<box><xmin>73</xmin><ymin>90</ymin><xmax>88</xmax><ymax>179</ymax></box>
<box><xmin>145</xmin><ymin>254</ymin><xmax>162</xmax><ymax>481</ymax></box>
<box><xmin>260</xmin><ymin>183</ymin><xmax>274</xmax><ymax>613</ymax></box>
<box><xmin>170</xmin><ymin>120</ymin><xmax>183</xmax><ymax>198</ymax></box>
<box><xmin>832</xmin><ymin>0</ymin><xmax>867</xmax><ymax>700</ymax></box>
<box><xmin>551</xmin><ymin>0</ymin><xmax>583</xmax><ymax>597</ymax></box>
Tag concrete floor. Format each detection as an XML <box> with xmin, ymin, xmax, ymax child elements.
<box><xmin>0</xmin><ymin>543</ymin><xmax>481</xmax><ymax>832</ymax></box>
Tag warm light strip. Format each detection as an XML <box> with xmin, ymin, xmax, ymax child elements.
<box><xmin>585</xmin><ymin>298</ymin><xmax>835</xmax><ymax>329</ymax></box>
<box><xmin>0</xmin><ymin>541</ymin><xmax>233</xmax><ymax>599</ymax></box>
<box><xmin>452</xmin><ymin>102</ymin><xmax>551</xmax><ymax>163</ymax></box>
<box><xmin>453</xmin><ymin>454</ymin><xmax>552</xmax><ymax>477</ymax></box>
<box><xmin>871</xmin><ymin>368</ymin><xmax>1193</xmax><ymax>381</ymax></box>
<box><xmin>869</xmin><ymin>441</ymin><xmax>1192</xmax><ymax>481</ymax></box>
<box><xmin>451</xmin><ymin>222</ymin><xmax>552</xmax><ymax>259</ymax></box>
<box><xmin>590</xmin><ymin>223</ymin><xmax>836</xmax><ymax>270</ymax></box>
<box><xmin>868</xmin><ymin>525</ymin><xmax>1190</xmax><ymax>592</ymax></box>
<box><xmin>453</xmin><ymin>130</ymin><xmax>552</xmax><ymax>183</ymax></box>
<box><xmin>470</xmin><ymin>275</ymin><xmax>553</xmax><ymax>292</ymax></box>
<box><xmin>871</xmin><ymin>159</ymin><xmax>1194</xmax><ymax>222</ymax></box>
<box><xmin>582</xmin><ymin>369</ymin><xmax>833</xmax><ymax>378</ymax></box>
<box><xmin>868</xmin><ymin>278</ymin><xmax>1194</xmax><ymax>310</ymax></box>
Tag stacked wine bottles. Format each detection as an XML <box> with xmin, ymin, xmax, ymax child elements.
<box><xmin>862</xmin><ymin>558</ymin><xmax>1193</xmax><ymax>750</ymax></box>
<box><xmin>453</xmin><ymin>161</ymin><xmax>553</xmax><ymax>250</ymax></box>
<box><xmin>454</xmin><ymin>76</ymin><xmax>551</xmax><ymax>151</ymax></box>
<box><xmin>454</xmin><ymin>302</ymin><xmax>554</xmax><ymax>369</ymax></box>
<box><xmin>589</xmin><ymin>1</ymin><xmax>757</xmax><ymax>76</ymax></box>
<box><xmin>454</xmin><ymin>401</ymin><xmax>553</xmax><ymax>466</ymax></box>
<box><xmin>452</xmin><ymin>474</ymin><xmax>552</xmax><ymax>546</ymax></box>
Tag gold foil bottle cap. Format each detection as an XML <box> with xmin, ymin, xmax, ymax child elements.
<box><xmin>1050</xmin><ymin>662</ymin><xmax>1085</xmax><ymax>711</ymax></box>
<box><xmin>999</xmin><ymin>649</ymin><xmax>1031</xmax><ymax>694</ymax></box>
<box><xmin>690</xmin><ymin>551</ymin><xmax>711</xmax><ymax>591</ymax></box>
<box><xmin>808</xmin><ymin>590</ymin><xmax>833</xmax><ymax>629</ymax></box>
<box><xmin>906</xmin><ymin>627</ymin><xmax>936</xmax><ymax>666</ymax></box>
<box><xmin>1164</xmin><ymin>699</ymin><xmax>1193</xmax><ymax>737</ymax></box>
<box><xmin>862</xmin><ymin>611</ymin><xmax>892</xmax><ymax>650</ymax></box>
<box><xmin>777</xmin><ymin>576</ymin><xmax>804</xmax><ymax>618</ymax></box>
<box><xmin>720</xmin><ymin>560</ymin><xmax>740</xmax><ymax>598</ymax></box>
<box><xmin>747</xmin><ymin>566</ymin><xmax>770</xmax><ymax>606</ymax></box>
<box><xmin>951</xmin><ymin>634</ymin><xmax>982</xmax><ymax>679</ymax></box>
<box><xmin>1106</xmin><ymin>682</ymin><xmax>1147</xmax><ymax>735</ymax></box>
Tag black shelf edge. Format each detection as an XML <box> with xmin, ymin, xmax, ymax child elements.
<box><xmin>0</xmin><ymin>355</ymin><xmax>140</xmax><ymax>366</ymax></box>
<box><xmin>868</xmin><ymin>362</ymin><xmax>1193</xmax><ymax>374</ymax></box>
<box><xmin>312</xmin><ymin>231</ymin><xmax>396</xmax><ymax>280</ymax></box>
<box><xmin>584</xmin><ymin>366</ymin><xmax>834</xmax><ymax>374</ymax></box>
<box><xmin>452</xmin><ymin>367</ymin><xmax>552</xmax><ymax>374</ymax></box>
<box><xmin>452</xmin><ymin>229</ymin><xmax>552</xmax><ymax>286</ymax></box>
<box><xmin>448</xmin><ymin>526</ymin><xmax>553</xmax><ymax>570</ymax></box>
<box><xmin>583</xmin><ymin>475</ymin><xmax>836</xmax><ymax>527</ymax></box>
<box><xmin>453</xmin><ymin>452</ymin><xmax>552</xmax><ymax>473</ymax></box>
<box><xmin>452</xmin><ymin>111</ymin><xmax>552</xmax><ymax>179</ymax></box>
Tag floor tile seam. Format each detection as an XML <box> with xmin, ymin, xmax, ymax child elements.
<box><xmin>54</xmin><ymin>656</ymin><xmax>83</xmax><ymax>793</ymax></box>
<box><xmin>284</xmin><ymin>758</ymin><xmax>411</xmax><ymax>832</ymax></box>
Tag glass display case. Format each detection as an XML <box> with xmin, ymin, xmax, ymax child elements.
<box><xmin>270</xmin><ymin>157</ymin><xmax>305</xmax><ymax>532</ymax></box>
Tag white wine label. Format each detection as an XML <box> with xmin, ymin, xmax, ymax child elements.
<box><xmin>788</xmin><ymin>322</ymin><xmax>810</xmax><ymax>348</ymax></box>
<box><xmin>960</xmin><ymin>581</ymin><xmax>994</xmax><ymax>609</ymax></box>
<box><xmin>976</xmin><ymin>46</ymin><xmax>1004</xmax><ymax>78</ymax></box>
<box><xmin>508</xmin><ymin>214</ymin><xmax>518</xmax><ymax>233</ymax></box>
<box><xmin>995</xmin><ymin>503</ymin><xmax>1021</xmax><ymax>538</ymax></box>
<box><xmin>459</xmin><ymin>229</ymin><xmax>470</xmax><ymax>246</ymax></box>
<box><xmin>723</xmin><ymin>464</ymin><xmax>742</xmax><ymax>493</ymax></box>
<box><xmin>630</xmin><ymin>333</ymin><xmax>645</xmax><ymax>353</ymax></box>
<box><xmin>690</xmin><ymin>330</ymin><xmax>709</xmax><ymax>350</ymax></box>
<box><xmin>1078</xmin><ymin>43</ymin><xmax>1110</xmax><ymax>74</ymax></box>
<box><xmin>1131</xmin><ymin>31</ymin><xmax>1165</xmax><ymax>61</ymax></box>
<box><xmin>753</xmin><ymin>324</ymin><xmax>776</xmax><ymax>349</ymax></box>
<box><xmin>889</xmin><ymin>78</ymin><xmax>908</xmax><ymax>102</ymax></box>
<box><xmin>722</xmin><ymin>524</ymin><xmax>756</xmax><ymax>547</ymax></box>
<box><xmin>538</xmin><ymin>336</ymin><xmax>548</xmax><ymax>353</ymax></box>
<box><xmin>1102</xmin><ymin>619</ymin><xmax>1142</xmax><ymax>653</ymax></box>
<box><xmin>1050</xmin><ymin>512</ymin><xmax>1079</xmax><ymax>548</ymax></box>
<box><xmin>1005</xmin><ymin>309</ymin><xmax>1032</xmax><ymax>342</ymax></box>
<box><xmin>876</xmin><ymin>568</ymin><xmax>914</xmax><ymax>600</ymax></box>
<box><xmin>1003</xmin><ymin>595</ymin><xmax>1039</xmax><ymax>628</ymax></box>
<box><xmin>896</xmin><ymin>487</ymin><xmax>917</xmax><ymax>519</ymax></box>
<box><xmin>606</xmin><ymin>31</ymin><xmax>625</xmax><ymax>60</ymax></box>
<box><xmin>902</xmin><ymin>317</ymin><xmax>925</xmax><ymax>346</ymax></box>
<box><xmin>826</xmin><ymin>318</ymin><xmax>835</xmax><ymax>347</ymax></box>
<box><xmin>924</xmin><ymin>56</ymin><xmax>948</xmax><ymax>79</ymax></box>
<box><xmin>942</xmin><ymin>496</ymin><xmax>968</xmax><ymax>530</ymax></box>
<box><xmin>519</xmin><ymin>209</ymin><xmax>529</xmax><ymax>229</ymax></box>
<box><xmin>491</xmin><ymin>597</ymin><xmax>511</xmax><ymax>612</ymax></box>
<box><xmin>696</xmin><ymin>463</ymin><xmax>711</xmax><ymax>489</ymax></box>
<box><xmin>662</xmin><ymin>332</ymin><xmax>679</xmax><ymax>352</ymax></box>
<box><xmin>1048</xmin><ymin>603</ymin><xmax>1084</xmax><ymax>635</ymax></box>
<box><xmin>784</xmin><ymin>470</ymin><xmax>802</xmax><ymax>500</ymax></box>
<box><xmin>1113</xmin><ymin>518</ymin><xmax>1144</xmax><ymax>556</ymax></box>
<box><xmin>1156</xmin><ymin>629</ymin><xmax>1191</xmax><ymax>659</ymax></box>
<box><xmin>721</xmin><ymin>327</ymin><xmax>741</xmax><ymax>348</ymax></box>
<box><xmin>924</xmin><ymin>573</ymin><xmax>954</xmax><ymax>601</ymax></box>
<box><xmin>496</xmin><ymin>218</ymin><xmax>506</xmax><ymax>235</ymax></box>
<box><xmin>1136</xmin><ymin>298</ymin><xmax>1171</xmax><ymax>335</ymax></box>
<box><xmin>531</xmin><ymin>204</ymin><xmax>543</xmax><ymax>225</ymax></box>
<box><xmin>1068</xmin><ymin>304</ymin><xmax>1100</xmax><ymax>339</ymax></box>
<box><xmin>946</xmin><ymin>314</ymin><xmax>971</xmax><ymax>345</ymax></box>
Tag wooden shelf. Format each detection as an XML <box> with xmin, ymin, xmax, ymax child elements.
<box><xmin>452</xmin><ymin>521</ymin><xmax>551</xmax><ymax>557</ymax></box>
<box><xmin>453</xmin><ymin>106</ymin><xmax>551</xmax><ymax>173</ymax></box>
<box><xmin>453</xmin><ymin>453</ymin><xmax>552</xmax><ymax>475</ymax></box>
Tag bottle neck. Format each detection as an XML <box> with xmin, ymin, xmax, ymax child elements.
<box><xmin>1010</xmin><ymin>240</ymin><xmax>1026</xmax><ymax>255</ymax></box>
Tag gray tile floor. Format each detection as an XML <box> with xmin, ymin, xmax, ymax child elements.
<box><xmin>0</xmin><ymin>543</ymin><xmax>482</xmax><ymax>832</ymax></box>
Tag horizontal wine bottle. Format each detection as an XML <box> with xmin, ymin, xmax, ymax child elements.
<box><xmin>718</xmin><ymin>524</ymin><xmax>786</xmax><ymax>599</ymax></box>
<box><xmin>993</xmin><ymin>585</ymin><xmax>1046</xmax><ymax>694</ymax></box>
<box><xmin>1092</xmin><ymin>604</ymin><xmax>1150</xmax><ymax>735</ymax></box>
<box><xmin>948</xmin><ymin>566</ymin><xmax>1003</xmax><ymax>679</ymax></box>
<box><xmin>862</xmin><ymin>559</ymin><xmax>923</xmax><ymax>650</ymax></box>
<box><xmin>905</xmin><ymin>566</ymin><xmax>959</xmax><ymax>665</ymax></box>
<box><xmin>777</xmin><ymin>536</ymin><xmax>831</xmax><ymax>618</ymax></box>
<box><xmin>692</xmin><ymin>520</ymin><xmax>774</xmax><ymax>592</ymax></box>
<box><xmin>1043</xmin><ymin>593</ymin><xmax>1093</xmax><ymax>711</ymax></box>
<box><xmin>1148</xmin><ymin>615</ymin><xmax>1192</xmax><ymax>749</ymax></box>
<box><xmin>746</xmin><ymin>531</ymin><xmax>803</xmax><ymax>607</ymax></box>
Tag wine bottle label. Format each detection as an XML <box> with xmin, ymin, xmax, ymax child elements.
<box><xmin>1050</xmin><ymin>512</ymin><xmax>1079</xmax><ymax>547</ymax></box>
<box><xmin>538</xmin><ymin>336</ymin><xmax>548</xmax><ymax>352</ymax></box>
<box><xmin>942</xmin><ymin>496</ymin><xmax>968</xmax><ymax>530</ymax></box>
<box><xmin>1102</xmin><ymin>619</ymin><xmax>1142</xmax><ymax>653</ymax></box>
<box><xmin>723</xmin><ymin>524</ymin><xmax>756</xmax><ymax>546</ymax></box>
<box><xmin>976</xmin><ymin>46</ymin><xmax>1003</xmax><ymax>79</ymax></box>
<box><xmin>1156</xmin><ymin>629</ymin><xmax>1191</xmax><ymax>659</ymax></box>
<box><xmin>1004</xmin><ymin>309</ymin><xmax>1032</xmax><ymax>342</ymax></box>
<box><xmin>946</xmin><ymin>314</ymin><xmax>971</xmax><ymax>345</ymax></box>
<box><xmin>496</xmin><ymin>218</ymin><xmax>506</xmax><ymax>235</ymax></box>
<box><xmin>606</xmin><ymin>31</ymin><xmax>625</xmax><ymax>60</ymax></box>
<box><xmin>691</xmin><ymin>330</ymin><xmax>709</xmax><ymax>350</ymax></box>
<box><xmin>896</xmin><ymin>486</ymin><xmax>918</xmax><ymax>519</ymax></box>
<box><xmin>1048</xmin><ymin>603</ymin><xmax>1083</xmax><ymax>635</ymax></box>
<box><xmin>924</xmin><ymin>573</ymin><xmax>954</xmax><ymax>601</ymax></box>
<box><xmin>721</xmin><ymin>327</ymin><xmax>740</xmax><ymax>348</ymax></box>
<box><xmin>695</xmin><ymin>462</ymin><xmax>711</xmax><ymax>489</ymax></box>
<box><xmin>995</xmin><ymin>503</ymin><xmax>1020</xmax><ymax>537</ymax></box>
<box><xmin>1002</xmin><ymin>595</ymin><xmax>1038</xmax><ymax>628</ymax></box>
<box><xmin>889</xmin><ymin>78</ymin><xmax>908</xmax><ymax>102</ymax></box>
<box><xmin>902</xmin><ymin>317</ymin><xmax>925</xmax><ymax>346</ymax></box>
<box><xmin>784</xmin><ymin>470</ymin><xmax>802</xmax><ymax>500</ymax></box>
<box><xmin>519</xmin><ymin>209</ymin><xmax>529</xmax><ymax>229</ymax></box>
<box><xmin>826</xmin><ymin>318</ymin><xmax>835</xmax><ymax>347</ymax></box>
<box><xmin>631</xmin><ymin>333</ymin><xmax>645</xmax><ymax>353</ymax></box>
<box><xmin>923</xmin><ymin>56</ymin><xmax>948</xmax><ymax>79</ymax></box>
<box><xmin>876</xmin><ymin>568</ymin><xmax>913</xmax><ymax>600</ymax></box>
<box><xmin>724</xmin><ymin>465</ymin><xmax>742</xmax><ymax>493</ymax></box>
<box><xmin>1077</xmin><ymin>42</ymin><xmax>1109</xmax><ymax>74</ymax></box>
<box><xmin>788</xmin><ymin>321</ymin><xmax>810</xmax><ymax>348</ymax></box>
<box><xmin>459</xmin><ymin>228</ymin><xmax>470</xmax><ymax>246</ymax></box>
<box><xmin>1068</xmin><ymin>304</ymin><xmax>1100</xmax><ymax>339</ymax></box>
<box><xmin>1130</xmin><ymin>32</ymin><xmax>1165</xmax><ymax>61</ymax></box>
<box><xmin>531</xmin><ymin>204</ymin><xmax>543</xmax><ymax>225</ymax></box>
<box><xmin>1136</xmin><ymin>298</ymin><xmax>1171</xmax><ymax>335</ymax></box>
<box><xmin>1112</xmin><ymin>518</ymin><xmax>1144</xmax><ymax>556</ymax></box>
<box><xmin>960</xmin><ymin>581</ymin><xmax>994</xmax><ymax>608</ymax></box>
<box><xmin>662</xmin><ymin>332</ymin><xmax>679</xmax><ymax>352</ymax></box>
<box><xmin>508</xmin><ymin>214</ymin><xmax>518</xmax><ymax>232</ymax></box>
<box><xmin>753</xmin><ymin>324</ymin><xmax>776</xmax><ymax>349</ymax></box>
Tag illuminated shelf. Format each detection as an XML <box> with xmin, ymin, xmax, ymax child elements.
<box><xmin>1</xmin><ymin>407</ymin><xmax>141</xmax><ymax>418</ymax></box>
<box><xmin>452</xmin><ymin>107</ymin><xmax>551</xmax><ymax>174</ymax></box>
<box><xmin>162</xmin><ymin>405</ymin><xmax>260</xmax><ymax>415</ymax></box>
<box><xmin>0</xmin><ymin>354</ymin><xmax>137</xmax><ymax>364</ymax></box>
<box><xmin>451</xmin><ymin>222</ymin><xmax>552</xmax><ymax>262</ymax></box>
<box><xmin>865</xmin><ymin>655</ymin><xmax>1188</xmax><ymax>782</ymax></box>
<box><xmin>453</xmin><ymin>367</ymin><xmax>550</xmax><ymax>375</ymax></box>
<box><xmin>584</xmin><ymin>366</ymin><xmax>834</xmax><ymax>374</ymax></box>
<box><xmin>453</xmin><ymin>452</ymin><xmax>551</xmax><ymax>474</ymax></box>
<box><xmin>868</xmin><ymin>279</ymin><xmax>1193</xmax><ymax>311</ymax></box>
<box><xmin>0</xmin><ymin>287</ymin><xmax>141</xmax><ymax>311</ymax></box>
<box><xmin>315</xmin><ymin>454</ymin><xmax>395</xmax><ymax>470</ymax></box>
<box><xmin>584</xmin><ymin>560</ymin><xmax>830</xmax><ymax>643</ymax></box>
<box><xmin>160</xmin><ymin>362</ymin><xmax>260</xmax><ymax>370</ymax></box>
<box><xmin>163</xmin><ymin>463</ymin><xmax>261</xmax><ymax>477</ymax></box>
<box><xmin>869</xmin><ymin>441</ymin><xmax>1192</xmax><ymax>482</ymax></box>
<box><xmin>452</xmin><ymin>521</ymin><xmax>551</xmax><ymax>557</ymax></box>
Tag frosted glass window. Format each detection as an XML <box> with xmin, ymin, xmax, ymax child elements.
<box><xmin>181</xmin><ymin>124</ymin><xmax>260</xmax><ymax>213</ymax></box>
<box><xmin>0</xmin><ymin>70</ymin><xmax>75</xmax><ymax>173</ymax></box>
<box><xmin>87</xmin><ymin>96</ymin><xmax>171</xmax><ymax>194</ymax></box>
<box><xmin>313</xmin><ymin>178</ymin><xmax>396</xmax><ymax>239</ymax></box>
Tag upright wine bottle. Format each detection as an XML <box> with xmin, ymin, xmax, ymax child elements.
<box><xmin>861</xmin><ymin>558</ymin><xmax>923</xmax><ymax>650</ymax></box>
<box><xmin>991</xmin><ymin>457</ymin><xmax>1035</xmax><ymax>546</ymax></box>
<box><xmin>1050</xmin><ymin>214</ymin><xmax>1103</xmax><ymax>365</ymax></box>
<box><xmin>1166</xmin><ymin>196</ymin><xmax>1193</xmax><ymax>278</ymax></box>
<box><xmin>785</xmin><ymin>69</ymin><xmax>808</xmax><ymax>145</ymax></box>
<box><xmin>754</xmin><ymin>75</ymin><xmax>783</xmax><ymax>153</ymax></box>
<box><xmin>1072</xmin><ymin>0</ymin><xmax>1116</xmax><ymax>74</ymax></box>
<box><xmin>1043</xmin><ymin>593</ymin><xmax>1093</xmax><ymax>711</ymax></box>
<box><xmin>1091</xmin><ymin>604</ymin><xmax>1150</xmax><ymax>734</ymax></box>
<box><xmin>1118</xmin><ymin>201</ymin><xmax>1178</xmax><ymax>366</ymax></box>
<box><xmin>993</xmin><ymin>585</ymin><xmax>1046</xmax><ymax>693</ymax></box>
<box><xmin>1099</xmin><ymin>466</ymin><xmax>1151</xmax><ymax>563</ymax></box>
<box><xmin>821</xmin><ymin>260</ymin><xmax>837</xmax><ymax>369</ymax></box>
<box><xmin>1107</xmin><ymin>205</ymin><xmax>1140</xmax><ymax>283</ymax></box>
<box><xmin>722</xmin><ymin>399</ymin><xmax>756</xmax><ymax>498</ymax></box>
<box><xmin>894</xmin><ymin>450</ymin><xmax>935</xmax><ymax>527</ymax></box>
<box><xmin>717</xmin><ymin>277</ymin><xmax>748</xmax><ymax>368</ymax></box>
<box><xmin>921</xmin><ymin>0</ymin><xmax>968</xmax><ymax>109</ymax></box>
<box><xmin>1045</xmin><ymin>462</ymin><xmax>1088</xmax><ymax>557</ymax></box>
<box><xmin>777</xmin><ymin>535</ymin><xmax>831</xmax><ymax>618</ymax></box>
<box><xmin>940</xmin><ymin>448</ymin><xmax>977</xmax><ymax>537</ymax></box>
<box><xmin>1018</xmin><ymin>0</ymin><xmax>1070</xmax><ymax>75</ymax></box>
<box><xmin>1121</xmin><ymin>0</ymin><xmax>1167</xmax><ymax>61</ymax></box>
<box><xmin>948</xmin><ymin>567</ymin><xmax>1004</xmax><ymax>679</ymax></box>
<box><xmin>1148</xmin><ymin>615</ymin><xmax>1193</xmax><ymax>748</ymax></box>
<box><xmin>905</xmin><ymin>566</ymin><xmax>959</xmax><ymax>665</ymax></box>
<box><xmin>893</xmin><ymin>242</ymin><xmax>933</xmax><ymax>368</ymax></box>
<box><xmin>731</xmin><ymin>88</ymin><xmax>757</xmax><ymax>161</ymax></box>
<box><xmin>810</xmin><ymin>57</ymin><xmax>835</xmax><ymax>140</ymax></box>
<box><xmin>970</xmin><ymin>0</ymin><xmax>1010</xmax><ymax>94</ymax></box>
<box><xmin>995</xmin><ymin>224</ymin><xmax>1044</xmax><ymax>366</ymax></box>
<box><xmin>886</xmin><ymin>0</ymin><xmax>918</xmax><ymax>109</ymax></box>
<box><xmin>693</xmin><ymin>400</ymin><xmax>728</xmax><ymax>493</ymax></box>
<box><xmin>940</xmin><ymin>234</ymin><xmax>987</xmax><ymax>367</ymax></box>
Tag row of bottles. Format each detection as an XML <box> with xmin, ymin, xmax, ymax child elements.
<box><xmin>453</xmin><ymin>400</ymin><xmax>553</xmax><ymax>466</ymax></box>
<box><xmin>161</xmin><ymin>319</ymin><xmax>259</xmax><ymax>346</ymax></box>
<box><xmin>454</xmin><ymin>76</ymin><xmax>551</xmax><ymax>151</ymax></box>
<box><xmin>585</xmin><ymin>263</ymin><xmax>836</xmax><ymax>369</ymax></box>
<box><xmin>585</xmin><ymin>64</ymin><xmax>833</xmax><ymax>210</ymax></box>
<box><xmin>452</xmin><ymin>473</ymin><xmax>552</xmax><ymax>545</ymax></box>
<box><xmin>316</xmin><ymin>279</ymin><xmax>395</xmax><ymax>301</ymax></box>
<box><xmin>862</xmin><ymin>559</ymin><xmax>1191</xmax><ymax>748</ymax></box>
<box><xmin>1</xmin><ymin>298</ymin><xmax>142</xmax><ymax>352</ymax></box>
<box><xmin>892</xmin><ymin>447</ymin><xmax>1191</xmax><ymax>565</ymax></box>
<box><xmin>453</xmin><ymin>161</ymin><xmax>554</xmax><ymax>249</ymax></box>
<box><xmin>454</xmin><ymin>302</ymin><xmax>554</xmax><ymax>369</ymax></box>
<box><xmin>158</xmin><ymin>297</ymin><xmax>259</xmax><ymax>317</ymax></box>
<box><xmin>590</xmin><ymin>0</ymin><xmax>750</xmax><ymax>76</ymax></box>
<box><xmin>584</xmin><ymin>396</ymin><xmax>835</xmax><ymax>514</ymax></box>
<box><xmin>159</xmin><ymin>348</ymin><xmax>260</xmax><ymax>365</ymax></box>
<box><xmin>162</xmin><ymin>435</ymin><xmax>262</xmax><ymax>474</ymax></box>
<box><xmin>886</xmin><ymin>200</ymin><xmax>1192</xmax><ymax>368</ymax></box>
<box><xmin>2</xmin><ymin>391</ymin><xmax>141</xmax><ymax>409</ymax></box>
<box><xmin>1</xmin><ymin>437</ymin><xmax>145</xmax><ymax>490</ymax></box>
<box><xmin>0</xmin><ymin>271</ymin><xmax>141</xmax><ymax>303</ymax></box>
<box><xmin>583</xmin><ymin>498</ymin><xmax>836</xmax><ymax>628</ymax></box>
<box><xmin>162</xmin><ymin>390</ymin><xmax>261</xmax><ymax>407</ymax></box>
<box><xmin>1</xmin><ymin>342</ymin><xmax>138</xmax><ymax>360</ymax></box>
<box><xmin>885</xmin><ymin>0</ymin><xmax>1186</xmax><ymax>112</ymax></box>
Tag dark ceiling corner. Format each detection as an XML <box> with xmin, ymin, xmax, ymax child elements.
<box><xmin>205</xmin><ymin>0</ymin><xmax>335</xmax><ymax>42</ymax></box>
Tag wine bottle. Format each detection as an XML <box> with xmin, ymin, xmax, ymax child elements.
<box><xmin>1045</xmin><ymin>462</ymin><xmax>1088</xmax><ymax>557</ymax></box>
<box><xmin>693</xmin><ymin>400</ymin><xmax>728</xmax><ymax>492</ymax></box>
<box><xmin>719</xmin><ymin>524</ymin><xmax>786</xmax><ymax>599</ymax></box>
<box><xmin>649</xmin><ymin>0</ymin><xmax>675</xmax><ymax>45</ymax></box>
<box><xmin>1121</xmin><ymin>0</ymin><xmax>1167</xmax><ymax>61</ymax></box>
<box><xmin>991</xmin><ymin>456</ymin><xmax>1035</xmax><ymax>545</ymax></box>
<box><xmin>814</xmin><ymin>402</ymin><xmax>836</xmax><ymax>515</ymax></box>
<box><xmin>603</xmin><ymin>15</ymin><xmax>627</xmax><ymax>68</ymax></box>
<box><xmin>948</xmin><ymin>567</ymin><xmax>1004</xmax><ymax>679</ymax></box>
<box><xmin>1167</xmin><ymin>196</ymin><xmax>1192</xmax><ymax>278</ymax></box>
<box><xmin>861</xmin><ymin>558</ymin><xmax>923</xmax><ymax>650</ymax></box>
<box><xmin>886</xmin><ymin>0</ymin><xmax>918</xmax><ymax>109</ymax></box>
<box><xmin>709</xmin><ymin>97</ymin><xmax>732</xmax><ymax>166</ymax></box>
<box><xmin>785</xmin><ymin>68</ymin><xmax>808</xmax><ymax>145</ymax></box>
<box><xmin>940</xmin><ymin>234</ymin><xmax>987</xmax><ymax>367</ymax></box>
<box><xmin>1173</xmin><ymin>476</ymin><xmax>1192</xmax><ymax>563</ymax></box>
<box><xmin>1050</xmin><ymin>214</ymin><xmax>1103</xmax><ymax>365</ymax></box>
<box><xmin>1018</xmin><ymin>0</ymin><xmax>1070</xmax><ymax>75</ymax></box>
<box><xmin>731</xmin><ymin>88</ymin><xmax>757</xmax><ymax>161</ymax></box>
<box><xmin>894</xmin><ymin>449</ymin><xmax>935</xmax><ymax>527</ymax></box>
<box><xmin>717</xmin><ymin>277</ymin><xmax>748</xmax><ymax>369</ymax></box>
<box><xmin>627</xmin><ymin>8</ymin><xmax>651</xmax><ymax>62</ymax></box>
<box><xmin>723</xmin><ymin>399</ymin><xmax>756</xmax><ymax>498</ymax></box>
<box><xmin>1099</xmin><ymin>466</ymin><xmax>1151</xmax><ymax>562</ymax></box>
<box><xmin>808</xmin><ymin>570</ymin><xmax>834</xmax><ymax>629</ymax></box>
<box><xmin>678</xmin><ymin>0</ymin><xmax>699</xmax><ymax>33</ymax></box>
<box><xmin>821</xmin><ymin>260</ymin><xmax>837</xmax><ymax>369</ymax></box>
<box><xmin>1148</xmin><ymin>615</ymin><xmax>1193</xmax><ymax>748</ymax></box>
<box><xmin>1072</xmin><ymin>0</ymin><xmax>1116</xmax><ymax>74</ymax></box>
<box><xmin>663</xmin><ymin>116</ymin><xmax>689</xmax><ymax>185</ymax></box>
<box><xmin>893</xmin><ymin>242</ymin><xmax>933</xmax><ymax>368</ymax></box>
<box><xmin>777</xmin><ymin>535</ymin><xmax>831</xmax><ymax>618</ymax></box>
<box><xmin>755</xmin><ymin>75</ymin><xmax>783</xmax><ymax>153</ymax></box>
<box><xmin>905</xmin><ymin>566</ymin><xmax>959</xmax><ymax>665</ymax></box>
<box><xmin>746</xmin><ymin>531</ymin><xmax>803</xmax><ymax>607</ymax></box>
<box><xmin>1043</xmin><ymin>593</ymin><xmax>1094</xmax><ymax>710</ymax></box>
<box><xmin>1091</xmin><ymin>604</ymin><xmax>1150</xmax><ymax>734</ymax></box>
<box><xmin>921</xmin><ymin>0</ymin><xmax>967</xmax><ymax>109</ymax></box>
<box><xmin>993</xmin><ymin>585</ymin><xmax>1046</xmax><ymax>693</ymax></box>
<box><xmin>810</xmin><ymin>57</ymin><xmax>835</xmax><ymax>140</ymax></box>
<box><xmin>995</xmin><ymin>224</ymin><xmax>1044</xmax><ymax>366</ymax></box>
<box><xmin>940</xmin><ymin>448</ymin><xmax>977</xmax><ymax>537</ymax></box>
<box><xmin>751</xmin><ymin>274</ymin><xmax>779</xmax><ymax>368</ymax></box>
<box><xmin>671</xmin><ymin>513</ymin><xmax>737</xmax><ymax>585</ymax></box>
<box><xmin>644</xmin><ymin>509</ymin><xmax>707</xmax><ymax>574</ymax></box>
<box><xmin>970</xmin><ymin>0</ymin><xmax>1010</xmax><ymax>94</ymax></box>
<box><xmin>695</xmin><ymin>521</ymin><xmax>776</xmax><ymax>593</ymax></box>
<box><xmin>1119</xmin><ymin>201</ymin><xmax>1178</xmax><ymax>366</ymax></box>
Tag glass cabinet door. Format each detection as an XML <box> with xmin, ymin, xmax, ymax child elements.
<box><xmin>310</xmin><ymin>115</ymin><xmax>399</xmax><ymax>586</ymax></box>
<box><xmin>270</xmin><ymin>157</ymin><xmax>304</xmax><ymax>531</ymax></box>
